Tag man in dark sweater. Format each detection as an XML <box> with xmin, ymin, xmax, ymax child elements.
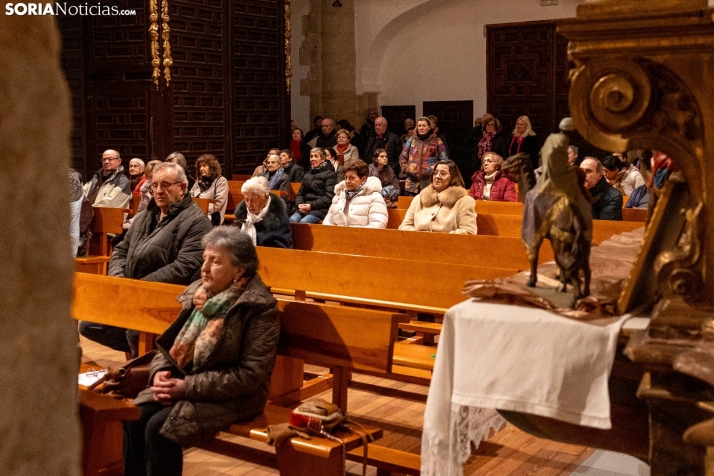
<box><xmin>364</xmin><ymin>116</ymin><xmax>403</xmax><ymax>173</ymax></box>
<box><xmin>580</xmin><ymin>157</ymin><xmax>622</xmax><ymax>220</ymax></box>
<box><xmin>315</xmin><ymin>117</ymin><xmax>337</xmax><ymax>149</ymax></box>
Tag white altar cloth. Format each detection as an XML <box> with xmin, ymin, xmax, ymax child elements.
<box><xmin>421</xmin><ymin>298</ymin><xmax>631</xmax><ymax>476</ymax></box>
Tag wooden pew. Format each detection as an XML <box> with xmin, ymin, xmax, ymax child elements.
<box><xmin>289</xmin><ymin>223</ymin><xmax>553</xmax><ymax>271</ymax></box>
<box><xmin>256</xmin><ymin>247</ymin><xmax>519</xmax><ymax>313</ymax></box>
<box><xmin>73</xmin><ymin>273</ymin><xmax>397</xmax><ymax>476</ymax></box>
<box><xmin>232</xmin><ymin>173</ymin><xmax>252</xmax><ymax>181</ymax></box>
<box><xmin>75</xmin><ymin>206</ymin><xmax>125</xmax><ymax>275</ymax></box>
<box><xmin>225</xmin><ymin>180</ymin><xmax>245</xmax><ymax>220</ymax></box>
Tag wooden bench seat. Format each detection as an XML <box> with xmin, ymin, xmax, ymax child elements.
<box><xmin>289</xmin><ymin>223</ymin><xmax>554</xmax><ymax>271</ymax></box>
<box><xmin>75</xmin><ymin>206</ymin><xmax>125</xmax><ymax>274</ymax></box>
<box><xmin>347</xmin><ymin>444</ymin><xmax>421</xmax><ymax>476</ymax></box>
<box><xmin>73</xmin><ymin>272</ymin><xmax>407</xmax><ymax>476</ymax></box>
<box><xmin>392</xmin><ymin>342</ymin><xmax>436</xmax><ymax>372</ymax></box>
<box><xmin>256</xmin><ymin>247</ymin><xmax>519</xmax><ymax>312</ymax></box>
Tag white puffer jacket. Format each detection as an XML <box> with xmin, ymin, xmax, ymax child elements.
<box><xmin>323</xmin><ymin>176</ymin><xmax>388</xmax><ymax>228</ymax></box>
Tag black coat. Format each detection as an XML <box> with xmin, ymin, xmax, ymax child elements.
<box><xmin>295</xmin><ymin>160</ymin><xmax>337</xmax><ymax>220</ymax></box>
<box><xmin>590</xmin><ymin>176</ymin><xmax>623</xmax><ymax>220</ymax></box>
<box><xmin>364</xmin><ymin>130</ymin><xmax>403</xmax><ymax>172</ymax></box>
<box><xmin>234</xmin><ymin>193</ymin><xmax>293</xmax><ymax>248</ymax></box>
<box><xmin>499</xmin><ymin>135</ymin><xmax>541</xmax><ymax>170</ymax></box>
<box><xmin>316</xmin><ymin>130</ymin><xmax>337</xmax><ymax>149</ymax></box>
<box><xmin>283</xmin><ymin>162</ymin><xmax>305</xmax><ymax>183</ymax></box>
<box><xmin>109</xmin><ymin>194</ymin><xmax>213</xmax><ymax>284</ymax></box>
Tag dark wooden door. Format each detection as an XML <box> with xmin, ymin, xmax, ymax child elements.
<box><xmin>423</xmin><ymin>100</ymin><xmax>474</xmax><ymax>185</ymax></box>
<box><xmin>57</xmin><ymin>0</ymin><xmax>290</xmax><ymax>180</ymax></box>
<box><xmin>486</xmin><ymin>20</ymin><xmax>607</xmax><ymax>161</ymax></box>
<box><xmin>381</xmin><ymin>105</ymin><xmax>416</xmax><ymax>136</ymax></box>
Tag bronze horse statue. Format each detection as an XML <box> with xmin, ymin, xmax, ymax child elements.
<box><xmin>502</xmin><ymin>133</ymin><xmax>593</xmax><ymax>301</ymax></box>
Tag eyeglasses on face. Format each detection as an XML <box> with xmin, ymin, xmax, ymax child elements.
<box><xmin>151</xmin><ymin>181</ymin><xmax>182</xmax><ymax>192</ymax></box>
<box><xmin>433</xmin><ymin>171</ymin><xmax>450</xmax><ymax>178</ymax></box>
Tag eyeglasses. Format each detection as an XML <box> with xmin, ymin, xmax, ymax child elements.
<box><xmin>151</xmin><ymin>181</ymin><xmax>182</xmax><ymax>192</ymax></box>
<box><xmin>100</xmin><ymin>157</ymin><xmax>119</xmax><ymax>162</ymax></box>
<box><xmin>433</xmin><ymin>171</ymin><xmax>450</xmax><ymax>178</ymax></box>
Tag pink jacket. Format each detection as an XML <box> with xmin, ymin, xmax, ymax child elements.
<box><xmin>468</xmin><ymin>171</ymin><xmax>518</xmax><ymax>202</ymax></box>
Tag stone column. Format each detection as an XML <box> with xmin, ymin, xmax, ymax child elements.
<box><xmin>0</xmin><ymin>13</ymin><xmax>80</xmax><ymax>476</ymax></box>
<box><xmin>301</xmin><ymin>0</ymin><xmax>360</xmax><ymax>127</ymax></box>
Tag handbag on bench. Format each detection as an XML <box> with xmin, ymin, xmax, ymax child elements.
<box><xmin>266</xmin><ymin>398</ymin><xmax>373</xmax><ymax>476</ymax></box>
<box><xmin>88</xmin><ymin>350</ymin><xmax>156</xmax><ymax>399</ymax></box>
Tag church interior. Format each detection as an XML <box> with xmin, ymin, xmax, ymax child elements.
<box><xmin>4</xmin><ymin>0</ymin><xmax>714</xmax><ymax>475</ymax></box>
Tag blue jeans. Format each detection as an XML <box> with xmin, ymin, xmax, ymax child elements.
<box><xmin>289</xmin><ymin>212</ymin><xmax>322</xmax><ymax>224</ymax></box>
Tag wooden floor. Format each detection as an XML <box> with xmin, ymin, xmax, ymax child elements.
<box><xmin>80</xmin><ymin>335</ymin><xmax>595</xmax><ymax>475</ymax></box>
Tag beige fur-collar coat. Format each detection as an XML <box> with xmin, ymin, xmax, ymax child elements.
<box><xmin>398</xmin><ymin>185</ymin><xmax>477</xmax><ymax>234</ymax></box>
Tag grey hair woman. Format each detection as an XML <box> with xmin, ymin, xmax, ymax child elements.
<box><xmin>125</xmin><ymin>226</ymin><xmax>280</xmax><ymax>476</ymax></box>
<box><xmin>234</xmin><ymin>176</ymin><xmax>293</xmax><ymax>248</ymax></box>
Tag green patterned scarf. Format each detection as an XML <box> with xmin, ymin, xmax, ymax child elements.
<box><xmin>170</xmin><ymin>277</ymin><xmax>248</xmax><ymax>372</ymax></box>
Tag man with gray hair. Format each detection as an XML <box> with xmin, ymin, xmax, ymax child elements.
<box><xmin>364</xmin><ymin>116</ymin><xmax>402</xmax><ymax>173</ymax></box>
<box><xmin>568</xmin><ymin>145</ymin><xmax>580</xmax><ymax>166</ymax></box>
<box><xmin>79</xmin><ymin>162</ymin><xmax>213</xmax><ymax>356</ymax></box>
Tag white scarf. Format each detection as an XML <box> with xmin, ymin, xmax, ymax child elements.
<box><xmin>241</xmin><ymin>195</ymin><xmax>271</xmax><ymax>245</ymax></box>
<box><xmin>483</xmin><ymin>170</ymin><xmax>498</xmax><ymax>201</ymax></box>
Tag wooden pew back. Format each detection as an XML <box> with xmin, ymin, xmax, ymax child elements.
<box><xmin>226</xmin><ymin>180</ymin><xmax>244</xmax><ymax>214</ymax></box>
<box><xmin>256</xmin><ymin>247</ymin><xmax>518</xmax><ymax>311</ymax></box>
<box><xmin>289</xmin><ymin>223</ymin><xmax>552</xmax><ymax>270</ymax></box>
<box><xmin>87</xmin><ymin>206</ymin><xmax>125</xmax><ymax>258</ymax></box>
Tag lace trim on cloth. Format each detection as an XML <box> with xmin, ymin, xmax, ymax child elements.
<box><xmin>421</xmin><ymin>404</ymin><xmax>507</xmax><ymax>476</ymax></box>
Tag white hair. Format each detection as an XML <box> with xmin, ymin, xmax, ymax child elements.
<box><xmin>129</xmin><ymin>158</ymin><xmax>145</xmax><ymax>167</ymax></box>
<box><xmin>241</xmin><ymin>176</ymin><xmax>270</xmax><ymax>197</ymax></box>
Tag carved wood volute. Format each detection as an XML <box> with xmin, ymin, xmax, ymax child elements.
<box><xmin>560</xmin><ymin>0</ymin><xmax>714</xmax><ymax>313</ymax></box>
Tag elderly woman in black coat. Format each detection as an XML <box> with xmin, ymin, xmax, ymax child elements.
<box><xmin>233</xmin><ymin>176</ymin><xmax>293</xmax><ymax>248</ymax></box>
<box><xmin>124</xmin><ymin>227</ymin><xmax>280</xmax><ymax>476</ymax></box>
<box><xmin>289</xmin><ymin>147</ymin><xmax>337</xmax><ymax>223</ymax></box>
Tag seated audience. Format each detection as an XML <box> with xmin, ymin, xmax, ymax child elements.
<box><xmin>84</xmin><ymin>149</ymin><xmax>132</xmax><ymax>208</ymax></box>
<box><xmin>79</xmin><ymin>162</ymin><xmax>213</xmax><ymax>356</ymax></box>
<box><xmin>468</xmin><ymin>152</ymin><xmax>518</xmax><ymax>202</ymax></box>
<box><xmin>323</xmin><ymin>159</ymin><xmax>388</xmax><ymax>228</ymax></box>
<box><xmin>334</xmin><ymin>129</ymin><xmax>359</xmax><ymax>164</ymax></box>
<box><xmin>290</xmin><ymin>128</ymin><xmax>311</xmax><ymax>171</ymax></box>
<box><xmin>279</xmin><ymin>149</ymin><xmax>305</xmax><ymax>183</ymax></box>
<box><xmin>234</xmin><ymin>177</ymin><xmax>293</xmax><ymax>248</ymax></box>
<box><xmin>190</xmin><ymin>154</ymin><xmax>229</xmax><ymax>225</ymax></box>
<box><xmin>602</xmin><ymin>154</ymin><xmax>645</xmax><ymax>196</ymax></box>
<box><xmin>165</xmin><ymin>151</ymin><xmax>194</xmax><ymax>190</ymax></box>
<box><xmin>325</xmin><ymin>147</ymin><xmax>345</xmax><ymax>182</ymax></box>
<box><xmin>399</xmin><ymin>159</ymin><xmax>477</xmax><ymax>234</ymax></box>
<box><xmin>261</xmin><ymin>153</ymin><xmax>289</xmax><ymax>194</ymax></box>
<box><xmin>399</xmin><ymin>116</ymin><xmax>448</xmax><ymax>195</ymax></box>
<box><xmin>368</xmin><ymin>148</ymin><xmax>400</xmax><ymax>207</ymax></box>
<box><xmin>290</xmin><ymin>148</ymin><xmax>337</xmax><ymax>224</ymax></box>
<box><xmin>128</xmin><ymin>158</ymin><xmax>146</xmax><ymax>194</ymax></box>
<box><xmin>580</xmin><ymin>157</ymin><xmax>623</xmax><ymax>220</ymax></box>
<box><xmin>124</xmin><ymin>227</ymin><xmax>280</xmax><ymax>476</ymax></box>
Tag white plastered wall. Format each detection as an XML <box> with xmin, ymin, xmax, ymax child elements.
<box><xmin>291</xmin><ymin>0</ymin><xmax>587</xmax><ymax>128</ymax></box>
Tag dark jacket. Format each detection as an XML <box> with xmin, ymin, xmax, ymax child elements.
<box><xmin>499</xmin><ymin>135</ymin><xmax>541</xmax><ymax>170</ymax></box>
<box><xmin>134</xmin><ymin>277</ymin><xmax>280</xmax><ymax>447</ymax></box>
<box><xmin>364</xmin><ymin>130</ymin><xmax>403</xmax><ymax>172</ymax></box>
<box><xmin>315</xmin><ymin>130</ymin><xmax>337</xmax><ymax>149</ymax></box>
<box><xmin>283</xmin><ymin>162</ymin><xmax>305</xmax><ymax>183</ymax></box>
<box><xmin>108</xmin><ymin>194</ymin><xmax>213</xmax><ymax>283</ymax></box>
<box><xmin>295</xmin><ymin>160</ymin><xmax>337</xmax><ymax>220</ymax></box>
<box><xmin>590</xmin><ymin>176</ymin><xmax>623</xmax><ymax>220</ymax></box>
<box><xmin>234</xmin><ymin>193</ymin><xmax>293</xmax><ymax>248</ymax></box>
<box><xmin>468</xmin><ymin>170</ymin><xmax>518</xmax><ymax>202</ymax></box>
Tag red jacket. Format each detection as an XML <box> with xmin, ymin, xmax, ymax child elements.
<box><xmin>468</xmin><ymin>171</ymin><xmax>518</xmax><ymax>202</ymax></box>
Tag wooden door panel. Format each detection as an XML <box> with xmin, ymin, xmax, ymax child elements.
<box><xmin>381</xmin><ymin>105</ymin><xmax>416</xmax><ymax>136</ymax></box>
